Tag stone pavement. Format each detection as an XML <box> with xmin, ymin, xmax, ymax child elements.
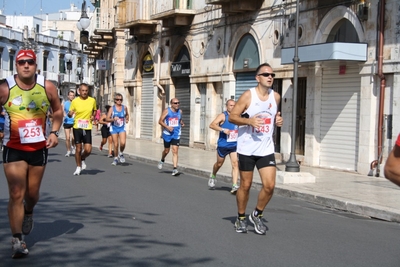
<box><xmin>59</xmin><ymin>129</ymin><xmax>400</xmax><ymax>223</ymax></box>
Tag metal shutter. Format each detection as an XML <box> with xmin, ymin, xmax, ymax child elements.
<box><xmin>235</xmin><ymin>72</ymin><xmax>257</xmax><ymax>100</ymax></box>
<box><xmin>140</xmin><ymin>73</ymin><xmax>154</xmax><ymax>140</ymax></box>
<box><xmin>174</xmin><ymin>77</ymin><xmax>191</xmax><ymax>146</ymax></box>
<box><xmin>320</xmin><ymin>64</ymin><xmax>360</xmax><ymax>171</ymax></box>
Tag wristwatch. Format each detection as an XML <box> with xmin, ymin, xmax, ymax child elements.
<box><xmin>50</xmin><ymin>131</ymin><xmax>59</xmax><ymax>137</ymax></box>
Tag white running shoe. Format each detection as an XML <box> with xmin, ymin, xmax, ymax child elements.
<box><xmin>11</xmin><ymin>238</ymin><xmax>29</xmax><ymax>259</ymax></box>
<box><xmin>230</xmin><ymin>184</ymin><xmax>239</xmax><ymax>194</ymax></box>
<box><xmin>119</xmin><ymin>153</ymin><xmax>125</xmax><ymax>163</ymax></box>
<box><xmin>81</xmin><ymin>160</ymin><xmax>87</xmax><ymax>170</ymax></box>
<box><xmin>208</xmin><ymin>174</ymin><xmax>216</xmax><ymax>189</ymax></box>
<box><xmin>157</xmin><ymin>161</ymin><xmax>163</xmax><ymax>170</ymax></box>
<box><xmin>112</xmin><ymin>158</ymin><xmax>118</xmax><ymax>166</ymax></box>
<box><xmin>65</xmin><ymin>151</ymin><xmax>71</xmax><ymax>157</ymax></box>
<box><xmin>73</xmin><ymin>167</ymin><xmax>81</xmax><ymax>176</ymax></box>
<box><xmin>171</xmin><ymin>169</ymin><xmax>179</xmax><ymax>176</ymax></box>
<box><xmin>71</xmin><ymin>146</ymin><xmax>76</xmax><ymax>154</ymax></box>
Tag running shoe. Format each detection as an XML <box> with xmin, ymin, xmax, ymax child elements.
<box><xmin>71</xmin><ymin>146</ymin><xmax>76</xmax><ymax>155</ymax></box>
<box><xmin>11</xmin><ymin>238</ymin><xmax>28</xmax><ymax>259</ymax></box>
<box><xmin>22</xmin><ymin>214</ymin><xmax>33</xmax><ymax>235</ymax></box>
<box><xmin>230</xmin><ymin>184</ymin><xmax>239</xmax><ymax>194</ymax></box>
<box><xmin>157</xmin><ymin>161</ymin><xmax>163</xmax><ymax>170</ymax></box>
<box><xmin>73</xmin><ymin>167</ymin><xmax>81</xmax><ymax>176</ymax></box>
<box><xmin>249</xmin><ymin>212</ymin><xmax>267</xmax><ymax>235</ymax></box>
<box><xmin>65</xmin><ymin>151</ymin><xmax>71</xmax><ymax>157</ymax></box>
<box><xmin>208</xmin><ymin>174</ymin><xmax>216</xmax><ymax>189</ymax></box>
<box><xmin>112</xmin><ymin>158</ymin><xmax>118</xmax><ymax>166</ymax></box>
<box><xmin>107</xmin><ymin>154</ymin><xmax>113</xmax><ymax>158</ymax></box>
<box><xmin>81</xmin><ymin>160</ymin><xmax>87</xmax><ymax>170</ymax></box>
<box><xmin>171</xmin><ymin>169</ymin><xmax>179</xmax><ymax>176</ymax></box>
<box><xmin>119</xmin><ymin>153</ymin><xmax>125</xmax><ymax>163</ymax></box>
<box><xmin>234</xmin><ymin>218</ymin><xmax>248</xmax><ymax>233</ymax></box>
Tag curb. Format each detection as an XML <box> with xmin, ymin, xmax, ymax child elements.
<box><xmin>123</xmin><ymin>152</ymin><xmax>400</xmax><ymax>223</ymax></box>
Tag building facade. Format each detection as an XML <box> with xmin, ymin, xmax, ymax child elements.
<box><xmin>0</xmin><ymin>4</ymin><xmax>95</xmax><ymax>100</ymax></box>
<box><xmin>86</xmin><ymin>0</ymin><xmax>400</xmax><ymax>176</ymax></box>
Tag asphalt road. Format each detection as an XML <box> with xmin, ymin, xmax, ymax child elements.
<box><xmin>0</xmin><ymin>142</ymin><xmax>399</xmax><ymax>266</ymax></box>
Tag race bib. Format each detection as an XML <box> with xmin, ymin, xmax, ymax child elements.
<box><xmin>168</xmin><ymin>118</ymin><xmax>179</xmax><ymax>127</ymax></box>
<box><xmin>227</xmin><ymin>129</ymin><xmax>238</xmax><ymax>142</ymax></box>
<box><xmin>114</xmin><ymin>118</ymin><xmax>124</xmax><ymax>127</ymax></box>
<box><xmin>18</xmin><ymin>119</ymin><xmax>45</xmax><ymax>144</ymax></box>
<box><xmin>252</xmin><ymin>117</ymin><xmax>272</xmax><ymax>134</ymax></box>
<box><xmin>78</xmin><ymin>119</ymin><xmax>89</xmax><ymax>129</ymax></box>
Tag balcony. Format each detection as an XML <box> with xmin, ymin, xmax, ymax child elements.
<box><xmin>42</xmin><ymin>71</ymin><xmax>59</xmax><ymax>83</ymax></box>
<box><xmin>85</xmin><ymin>8</ymin><xmax>115</xmax><ymax>58</ymax></box>
<box><xmin>205</xmin><ymin>0</ymin><xmax>229</xmax><ymax>4</ymax></box>
<box><xmin>208</xmin><ymin>0</ymin><xmax>264</xmax><ymax>14</ymax></box>
<box><xmin>150</xmin><ymin>0</ymin><xmax>196</xmax><ymax>27</ymax></box>
<box><xmin>116</xmin><ymin>0</ymin><xmax>158</xmax><ymax>36</ymax></box>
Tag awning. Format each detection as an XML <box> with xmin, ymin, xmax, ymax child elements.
<box><xmin>281</xmin><ymin>42</ymin><xmax>367</xmax><ymax>65</ymax></box>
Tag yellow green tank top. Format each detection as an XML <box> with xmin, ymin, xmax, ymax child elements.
<box><xmin>4</xmin><ymin>74</ymin><xmax>50</xmax><ymax>151</ymax></box>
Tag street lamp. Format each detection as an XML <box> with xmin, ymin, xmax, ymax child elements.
<box><xmin>76</xmin><ymin>0</ymin><xmax>91</xmax><ymax>85</ymax></box>
<box><xmin>65</xmin><ymin>44</ymin><xmax>73</xmax><ymax>86</ymax></box>
<box><xmin>285</xmin><ymin>0</ymin><xmax>300</xmax><ymax>172</ymax></box>
<box><xmin>76</xmin><ymin>65</ymin><xmax>83</xmax><ymax>83</ymax></box>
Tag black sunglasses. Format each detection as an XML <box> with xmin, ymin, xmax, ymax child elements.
<box><xmin>17</xmin><ymin>59</ymin><xmax>36</xmax><ymax>66</ymax></box>
<box><xmin>258</xmin><ymin>72</ymin><xmax>275</xmax><ymax>78</ymax></box>
<box><xmin>114</xmin><ymin>99</ymin><xmax>123</xmax><ymax>101</ymax></box>
<box><xmin>172</xmin><ymin>102</ymin><xmax>180</xmax><ymax>104</ymax></box>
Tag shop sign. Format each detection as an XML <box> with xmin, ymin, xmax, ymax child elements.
<box><xmin>171</xmin><ymin>61</ymin><xmax>191</xmax><ymax>77</ymax></box>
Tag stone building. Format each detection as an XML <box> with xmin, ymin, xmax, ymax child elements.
<box><xmin>86</xmin><ymin>0</ymin><xmax>400</xmax><ymax>176</ymax></box>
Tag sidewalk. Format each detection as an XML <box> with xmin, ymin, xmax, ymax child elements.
<box><xmin>61</xmin><ymin>130</ymin><xmax>400</xmax><ymax>223</ymax></box>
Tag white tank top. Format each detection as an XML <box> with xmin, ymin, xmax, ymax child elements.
<box><xmin>237</xmin><ymin>87</ymin><xmax>277</xmax><ymax>156</ymax></box>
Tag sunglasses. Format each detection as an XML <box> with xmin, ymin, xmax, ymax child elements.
<box><xmin>115</xmin><ymin>99</ymin><xmax>123</xmax><ymax>101</ymax></box>
<box><xmin>172</xmin><ymin>102</ymin><xmax>180</xmax><ymax>104</ymax></box>
<box><xmin>17</xmin><ymin>59</ymin><xmax>36</xmax><ymax>66</ymax></box>
<box><xmin>258</xmin><ymin>72</ymin><xmax>275</xmax><ymax>78</ymax></box>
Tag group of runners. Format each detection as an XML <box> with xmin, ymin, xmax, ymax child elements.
<box><xmin>0</xmin><ymin>49</ymin><xmax>130</xmax><ymax>259</ymax></box>
<box><xmin>3</xmin><ymin>48</ymin><xmax>399</xmax><ymax>260</ymax></box>
<box><xmin>159</xmin><ymin>63</ymin><xmax>283</xmax><ymax>235</ymax></box>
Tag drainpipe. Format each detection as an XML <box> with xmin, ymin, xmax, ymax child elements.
<box><xmin>369</xmin><ymin>0</ymin><xmax>386</xmax><ymax>177</ymax></box>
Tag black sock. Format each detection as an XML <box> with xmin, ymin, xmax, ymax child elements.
<box><xmin>24</xmin><ymin>209</ymin><xmax>33</xmax><ymax>215</ymax></box>
<box><xmin>161</xmin><ymin>159</ymin><xmax>165</xmax><ymax>162</ymax></box>
<box><xmin>253</xmin><ymin>208</ymin><xmax>263</xmax><ymax>217</ymax></box>
<box><xmin>13</xmin><ymin>233</ymin><xmax>22</xmax><ymax>241</ymax></box>
<box><xmin>238</xmin><ymin>213</ymin><xmax>246</xmax><ymax>220</ymax></box>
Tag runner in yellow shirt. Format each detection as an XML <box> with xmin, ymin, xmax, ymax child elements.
<box><xmin>68</xmin><ymin>83</ymin><xmax>97</xmax><ymax>175</ymax></box>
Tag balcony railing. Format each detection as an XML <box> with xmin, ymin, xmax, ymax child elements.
<box><xmin>116</xmin><ymin>0</ymin><xmax>141</xmax><ymax>26</ymax></box>
<box><xmin>92</xmin><ymin>7</ymin><xmax>116</xmax><ymax>31</ymax></box>
<box><xmin>0</xmin><ymin>70</ymin><xmax>14</xmax><ymax>79</ymax></box>
<box><xmin>42</xmin><ymin>71</ymin><xmax>59</xmax><ymax>82</ymax></box>
<box><xmin>150</xmin><ymin>0</ymin><xmax>196</xmax><ymax>27</ymax></box>
<box><xmin>151</xmin><ymin>0</ymin><xmax>194</xmax><ymax>16</ymax></box>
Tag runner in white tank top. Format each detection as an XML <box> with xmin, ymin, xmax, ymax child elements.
<box><xmin>236</xmin><ymin>87</ymin><xmax>277</xmax><ymax>157</ymax></box>
<box><xmin>229</xmin><ymin>63</ymin><xmax>283</xmax><ymax>235</ymax></box>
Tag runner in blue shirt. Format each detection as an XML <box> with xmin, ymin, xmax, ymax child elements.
<box><xmin>106</xmin><ymin>93</ymin><xmax>129</xmax><ymax>166</ymax></box>
<box><xmin>157</xmin><ymin>98</ymin><xmax>184</xmax><ymax>176</ymax></box>
<box><xmin>208</xmin><ymin>99</ymin><xmax>239</xmax><ymax>193</ymax></box>
<box><xmin>62</xmin><ymin>90</ymin><xmax>75</xmax><ymax>157</ymax></box>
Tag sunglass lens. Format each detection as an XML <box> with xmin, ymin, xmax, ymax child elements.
<box><xmin>17</xmin><ymin>59</ymin><xmax>35</xmax><ymax>66</ymax></box>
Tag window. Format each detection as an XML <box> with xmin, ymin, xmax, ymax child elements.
<box><xmin>9</xmin><ymin>54</ymin><xmax>14</xmax><ymax>72</ymax></box>
<box><xmin>43</xmin><ymin>51</ymin><xmax>49</xmax><ymax>72</ymax></box>
<box><xmin>59</xmin><ymin>55</ymin><xmax>66</xmax><ymax>74</ymax></box>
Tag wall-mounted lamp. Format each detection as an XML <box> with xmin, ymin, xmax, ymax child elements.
<box><xmin>243</xmin><ymin>58</ymin><xmax>249</xmax><ymax>69</ymax></box>
<box><xmin>358</xmin><ymin>1</ymin><xmax>369</xmax><ymax>21</ymax></box>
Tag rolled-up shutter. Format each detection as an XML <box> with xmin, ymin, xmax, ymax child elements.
<box><xmin>140</xmin><ymin>73</ymin><xmax>154</xmax><ymax>140</ymax></box>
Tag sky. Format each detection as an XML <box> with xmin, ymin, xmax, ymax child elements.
<box><xmin>1</xmin><ymin>0</ymin><xmax>90</xmax><ymax>16</ymax></box>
